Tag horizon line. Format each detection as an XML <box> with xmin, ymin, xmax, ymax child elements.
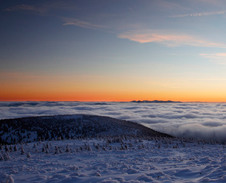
<box><xmin>1</xmin><ymin>100</ymin><xmax>226</xmax><ymax>103</ymax></box>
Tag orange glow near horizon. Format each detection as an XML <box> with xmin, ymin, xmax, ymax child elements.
<box><xmin>1</xmin><ymin>89</ymin><xmax>226</xmax><ymax>102</ymax></box>
<box><xmin>1</xmin><ymin>71</ymin><xmax>226</xmax><ymax>103</ymax></box>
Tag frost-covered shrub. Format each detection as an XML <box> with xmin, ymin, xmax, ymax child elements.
<box><xmin>0</xmin><ymin>174</ymin><xmax>14</xmax><ymax>183</ymax></box>
<box><xmin>5</xmin><ymin>146</ymin><xmax>9</xmax><ymax>152</ymax></box>
<box><xmin>54</xmin><ymin>146</ymin><xmax>59</xmax><ymax>154</ymax></box>
<box><xmin>65</xmin><ymin>145</ymin><xmax>70</xmax><ymax>152</ymax></box>
<box><xmin>21</xmin><ymin>146</ymin><xmax>25</xmax><ymax>155</ymax></box>
<box><xmin>14</xmin><ymin>145</ymin><xmax>17</xmax><ymax>151</ymax></box>
<box><xmin>0</xmin><ymin>153</ymin><xmax>4</xmax><ymax>161</ymax></box>
<box><xmin>27</xmin><ymin>152</ymin><xmax>31</xmax><ymax>158</ymax></box>
<box><xmin>87</xmin><ymin>144</ymin><xmax>92</xmax><ymax>151</ymax></box>
<box><xmin>3</xmin><ymin>152</ymin><xmax>10</xmax><ymax>161</ymax></box>
<box><xmin>9</xmin><ymin>146</ymin><xmax>13</xmax><ymax>152</ymax></box>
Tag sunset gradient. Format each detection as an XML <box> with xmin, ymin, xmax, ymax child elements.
<box><xmin>1</xmin><ymin>0</ymin><xmax>226</xmax><ymax>102</ymax></box>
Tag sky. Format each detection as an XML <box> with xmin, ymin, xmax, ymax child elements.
<box><xmin>1</xmin><ymin>0</ymin><xmax>226</xmax><ymax>102</ymax></box>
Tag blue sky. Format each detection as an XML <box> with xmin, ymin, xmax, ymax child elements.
<box><xmin>1</xmin><ymin>0</ymin><xmax>226</xmax><ymax>101</ymax></box>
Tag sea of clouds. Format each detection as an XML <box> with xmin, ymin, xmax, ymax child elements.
<box><xmin>1</xmin><ymin>101</ymin><xmax>226</xmax><ymax>142</ymax></box>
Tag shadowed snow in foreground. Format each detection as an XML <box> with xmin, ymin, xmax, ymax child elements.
<box><xmin>0</xmin><ymin>137</ymin><xmax>225</xmax><ymax>183</ymax></box>
<box><xmin>0</xmin><ymin>114</ymin><xmax>172</xmax><ymax>144</ymax></box>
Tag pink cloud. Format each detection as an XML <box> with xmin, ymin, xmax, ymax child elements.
<box><xmin>118</xmin><ymin>30</ymin><xmax>226</xmax><ymax>48</ymax></box>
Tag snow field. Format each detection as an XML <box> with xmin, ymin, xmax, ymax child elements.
<box><xmin>0</xmin><ymin>137</ymin><xmax>226</xmax><ymax>183</ymax></box>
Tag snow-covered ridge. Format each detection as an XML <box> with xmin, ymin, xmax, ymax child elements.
<box><xmin>0</xmin><ymin>114</ymin><xmax>172</xmax><ymax>144</ymax></box>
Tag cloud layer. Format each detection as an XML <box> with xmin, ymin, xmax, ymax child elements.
<box><xmin>119</xmin><ymin>30</ymin><xmax>226</xmax><ymax>48</ymax></box>
<box><xmin>1</xmin><ymin>102</ymin><xmax>226</xmax><ymax>142</ymax></box>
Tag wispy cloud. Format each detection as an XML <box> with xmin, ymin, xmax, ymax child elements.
<box><xmin>62</xmin><ymin>18</ymin><xmax>106</xmax><ymax>30</ymax></box>
<box><xmin>200</xmin><ymin>53</ymin><xmax>226</xmax><ymax>64</ymax></box>
<box><xmin>196</xmin><ymin>0</ymin><xmax>226</xmax><ymax>6</ymax></box>
<box><xmin>118</xmin><ymin>30</ymin><xmax>226</xmax><ymax>48</ymax></box>
<box><xmin>5</xmin><ymin>4</ymin><xmax>44</xmax><ymax>13</ymax></box>
<box><xmin>5</xmin><ymin>2</ymin><xmax>77</xmax><ymax>15</ymax></box>
<box><xmin>5</xmin><ymin>2</ymin><xmax>107</xmax><ymax>31</ymax></box>
<box><xmin>171</xmin><ymin>10</ymin><xmax>226</xmax><ymax>18</ymax></box>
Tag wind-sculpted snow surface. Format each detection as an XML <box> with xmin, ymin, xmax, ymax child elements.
<box><xmin>0</xmin><ymin>138</ymin><xmax>225</xmax><ymax>183</ymax></box>
<box><xmin>0</xmin><ymin>115</ymin><xmax>172</xmax><ymax>144</ymax></box>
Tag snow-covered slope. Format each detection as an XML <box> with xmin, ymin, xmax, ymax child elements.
<box><xmin>1</xmin><ymin>114</ymin><xmax>225</xmax><ymax>183</ymax></box>
<box><xmin>0</xmin><ymin>114</ymin><xmax>172</xmax><ymax>144</ymax></box>
<box><xmin>1</xmin><ymin>138</ymin><xmax>225</xmax><ymax>183</ymax></box>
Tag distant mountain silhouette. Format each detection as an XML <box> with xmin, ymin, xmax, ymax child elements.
<box><xmin>131</xmin><ymin>100</ymin><xmax>181</xmax><ymax>103</ymax></box>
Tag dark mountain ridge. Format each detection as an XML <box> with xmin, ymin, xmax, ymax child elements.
<box><xmin>0</xmin><ymin>114</ymin><xmax>173</xmax><ymax>144</ymax></box>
